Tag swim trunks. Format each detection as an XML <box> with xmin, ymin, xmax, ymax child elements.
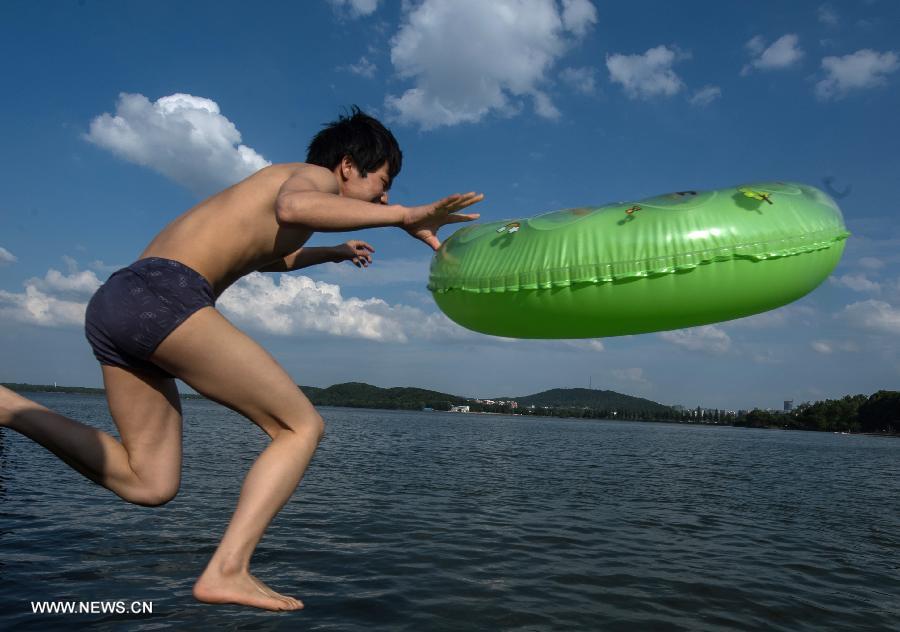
<box><xmin>84</xmin><ymin>257</ymin><xmax>216</xmax><ymax>378</ymax></box>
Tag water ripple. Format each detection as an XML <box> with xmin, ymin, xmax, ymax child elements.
<box><xmin>1</xmin><ymin>396</ymin><xmax>898</xmax><ymax>630</ymax></box>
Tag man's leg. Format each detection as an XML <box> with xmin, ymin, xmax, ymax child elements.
<box><xmin>149</xmin><ymin>306</ymin><xmax>323</xmax><ymax>612</ymax></box>
<box><xmin>0</xmin><ymin>367</ymin><xmax>182</xmax><ymax>506</ymax></box>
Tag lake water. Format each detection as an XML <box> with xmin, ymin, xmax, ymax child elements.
<box><xmin>1</xmin><ymin>392</ymin><xmax>898</xmax><ymax>631</ymax></box>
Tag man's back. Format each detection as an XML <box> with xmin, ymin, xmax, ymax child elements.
<box><xmin>140</xmin><ymin>163</ymin><xmax>314</xmax><ymax>298</ymax></box>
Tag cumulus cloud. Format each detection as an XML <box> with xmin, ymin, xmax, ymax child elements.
<box><xmin>559</xmin><ymin>339</ymin><xmax>604</xmax><ymax>352</ymax></box>
<box><xmin>817</xmin><ymin>4</ymin><xmax>839</xmax><ymax>26</ymax></box>
<box><xmin>560</xmin><ymin>66</ymin><xmax>597</xmax><ymax>94</ymax></box>
<box><xmin>26</xmin><ymin>268</ymin><xmax>102</xmax><ymax>297</ymax></box>
<box><xmin>858</xmin><ymin>257</ymin><xmax>885</xmax><ymax>270</ymax></box>
<box><xmin>329</xmin><ymin>0</ymin><xmax>379</xmax><ymax>18</ymax></box>
<box><xmin>815</xmin><ymin>49</ymin><xmax>899</xmax><ymax>100</ymax></box>
<box><xmin>612</xmin><ymin>367</ymin><xmax>648</xmax><ymax>384</ymax></box>
<box><xmin>830</xmin><ymin>273</ymin><xmax>881</xmax><ymax>292</ymax></box>
<box><xmin>606</xmin><ymin>45</ymin><xmax>685</xmax><ymax>99</ymax></box>
<box><xmin>0</xmin><ymin>286</ymin><xmax>87</xmax><ymax>327</ymax></box>
<box><xmin>385</xmin><ymin>0</ymin><xmax>597</xmax><ymax>129</ymax></box>
<box><xmin>560</xmin><ymin>0</ymin><xmax>597</xmax><ymax>37</ymax></box>
<box><xmin>840</xmin><ymin>299</ymin><xmax>900</xmax><ymax>335</ymax></box>
<box><xmin>217</xmin><ymin>272</ymin><xmax>474</xmax><ymax>342</ymax></box>
<box><xmin>85</xmin><ymin>93</ymin><xmax>270</xmax><ymax>196</ymax></box>
<box><xmin>811</xmin><ymin>340</ymin><xmax>832</xmax><ymax>354</ymax></box>
<box><xmin>658</xmin><ymin>325</ymin><xmax>731</xmax><ymax>354</ymax></box>
<box><xmin>305</xmin><ymin>257</ymin><xmax>430</xmax><ymax>288</ymax></box>
<box><xmin>811</xmin><ymin>339</ymin><xmax>859</xmax><ymax>354</ymax></box>
<box><xmin>342</xmin><ymin>56</ymin><xmax>378</xmax><ymax>78</ymax></box>
<box><xmin>0</xmin><ymin>246</ymin><xmax>17</xmax><ymax>265</ymax></box>
<box><xmin>741</xmin><ymin>34</ymin><xmax>804</xmax><ymax>75</ymax></box>
<box><xmin>689</xmin><ymin>85</ymin><xmax>721</xmax><ymax>106</ymax></box>
<box><xmin>0</xmin><ymin>262</ymin><xmax>101</xmax><ymax>327</ymax></box>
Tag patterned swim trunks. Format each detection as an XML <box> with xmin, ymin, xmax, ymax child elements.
<box><xmin>84</xmin><ymin>257</ymin><xmax>216</xmax><ymax>378</ymax></box>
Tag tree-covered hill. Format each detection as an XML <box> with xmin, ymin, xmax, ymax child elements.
<box><xmin>495</xmin><ymin>387</ymin><xmax>672</xmax><ymax>414</ymax></box>
<box><xmin>298</xmin><ymin>382</ymin><xmax>468</xmax><ymax>410</ymax></box>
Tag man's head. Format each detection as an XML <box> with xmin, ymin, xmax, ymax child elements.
<box><xmin>307</xmin><ymin>106</ymin><xmax>402</xmax><ymax>203</ymax></box>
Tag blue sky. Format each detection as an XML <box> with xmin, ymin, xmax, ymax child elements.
<box><xmin>0</xmin><ymin>0</ymin><xmax>898</xmax><ymax>410</ymax></box>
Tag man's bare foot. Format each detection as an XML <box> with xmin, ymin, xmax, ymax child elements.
<box><xmin>193</xmin><ymin>567</ymin><xmax>303</xmax><ymax>611</ymax></box>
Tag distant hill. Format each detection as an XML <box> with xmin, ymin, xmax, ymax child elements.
<box><xmin>494</xmin><ymin>387</ymin><xmax>672</xmax><ymax>414</ymax></box>
<box><xmin>2</xmin><ymin>382</ymin><xmax>105</xmax><ymax>395</ymax></box>
<box><xmin>4</xmin><ymin>381</ymin><xmax>671</xmax><ymax>416</ymax></box>
<box><xmin>298</xmin><ymin>382</ymin><xmax>468</xmax><ymax>410</ymax></box>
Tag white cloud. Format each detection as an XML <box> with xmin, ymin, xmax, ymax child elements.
<box><xmin>217</xmin><ymin>272</ymin><xmax>474</xmax><ymax>342</ymax></box>
<box><xmin>745</xmin><ymin>35</ymin><xmax>766</xmax><ymax>56</ymax></box>
<box><xmin>858</xmin><ymin>257</ymin><xmax>885</xmax><ymax>270</ymax></box>
<box><xmin>690</xmin><ymin>85</ymin><xmax>721</xmax><ymax>106</ymax></box>
<box><xmin>560</xmin><ymin>66</ymin><xmax>596</xmax><ymax>94</ymax></box>
<box><xmin>304</xmin><ymin>257</ymin><xmax>431</xmax><ymax>287</ymax></box>
<box><xmin>0</xmin><ymin>286</ymin><xmax>87</xmax><ymax>328</ymax></box>
<box><xmin>816</xmin><ymin>49</ymin><xmax>899</xmax><ymax>100</ymax></box>
<box><xmin>85</xmin><ymin>93</ymin><xmax>270</xmax><ymax>196</ymax></box>
<box><xmin>559</xmin><ymin>339</ymin><xmax>604</xmax><ymax>352</ymax></box>
<box><xmin>612</xmin><ymin>367</ymin><xmax>647</xmax><ymax>384</ymax></box>
<box><xmin>89</xmin><ymin>260</ymin><xmax>124</xmax><ymax>274</ymax></box>
<box><xmin>811</xmin><ymin>339</ymin><xmax>859</xmax><ymax>354</ymax></box>
<box><xmin>741</xmin><ymin>34</ymin><xmax>804</xmax><ymax>75</ymax></box>
<box><xmin>560</xmin><ymin>0</ymin><xmax>597</xmax><ymax>37</ymax></box>
<box><xmin>658</xmin><ymin>325</ymin><xmax>731</xmax><ymax>354</ymax></box>
<box><xmin>0</xmin><ymin>261</ymin><xmax>102</xmax><ymax>327</ymax></box>
<box><xmin>606</xmin><ymin>45</ymin><xmax>685</xmax><ymax>99</ymax></box>
<box><xmin>385</xmin><ymin>0</ymin><xmax>597</xmax><ymax>129</ymax></box>
<box><xmin>830</xmin><ymin>273</ymin><xmax>881</xmax><ymax>292</ymax></box>
<box><xmin>817</xmin><ymin>4</ymin><xmax>839</xmax><ymax>26</ymax></box>
<box><xmin>812</xmin><ymin>340</ymin><xmax>833</xmax><ymax>354</ymax></box>
<box><xmin>329</xmin><ymin>0</ymin><xmax>379</xmax><ymax>18</ymax></box>
<box><xmin>342</xmin><ymin>55</ymin><xmax>378</xmax><ymax>78</ymax></box>
<box><xmin>0</xmin><ymin>246</ymin><xmax>17</xmax><ymax>265</ymax></box>
<box><xmin>26</xmin><ymin>268</ymin><xmax>102</xmax><ymax>297</ymax></box>
<box><xmin>841</xmin><ymin>299</ymin><xmax>900</xmax><ymax>335</ymax></box>
<box><xmin>750</xmin><ymin>349</ymin><xmax>783</xmax><ymax>365</ymax></box>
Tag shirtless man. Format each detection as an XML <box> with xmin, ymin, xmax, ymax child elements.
<box><xmin>0</xmin><ymin>108</ymin><xmax>483</xmax><ymax>611</ymax></box>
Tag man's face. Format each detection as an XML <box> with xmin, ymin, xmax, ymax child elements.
<box><xmin>341</xmin><ymin>160</ymin><xmax>391</xmax><ymax>205</ymax></box>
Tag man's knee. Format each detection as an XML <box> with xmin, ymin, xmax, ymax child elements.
<box><xmin>279</xmin><ymin>410</ymin><xmax>325</xmax><ymax>442</ymax></box>
<box><xmin>127</xmin><ymin>478</ymin><xmax>180</xmax><ymax>507</ymax></box>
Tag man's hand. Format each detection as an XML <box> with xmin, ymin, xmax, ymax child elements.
<box><xmin>334</xmin><ymin>240</ymin><xmax>375</xmax><ymax>268</ymax></box>
<box><xmin>401</xmin><ymin>192</ymin><xmax>484</xmax><ymax>250</ymax></box>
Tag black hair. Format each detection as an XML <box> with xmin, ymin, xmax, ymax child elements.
<box><xmin>306</xmin><ymin>106</ymin><xmax>402</xmax><ymax>185</ymax></box>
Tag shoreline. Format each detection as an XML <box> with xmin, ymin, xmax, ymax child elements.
<box><xmin>5</xmin><ymin>386</ymin><xmax>897</xmax><ymax>437</ymax></box>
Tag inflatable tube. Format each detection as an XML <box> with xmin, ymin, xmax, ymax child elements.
<box><xmin>429</xmin><ymin>182</ymin><xmax>849</xmax><ymax>338</ymax></box>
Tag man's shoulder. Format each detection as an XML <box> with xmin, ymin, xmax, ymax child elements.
<box><xmin>275</xmin><ymin>162</ymin><xmax>337</xmax><ymax>194</ymax></box>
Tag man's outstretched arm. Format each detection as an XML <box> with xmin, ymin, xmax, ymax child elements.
<box><xmin>258</xmin><ymin>241</ymin><xmax>374</xmax><ymax>272</ymax></box>
<box><xmin>274</xmin><ymin>164</ymin><xmax>483</xmax><ymax>249</ymax></box>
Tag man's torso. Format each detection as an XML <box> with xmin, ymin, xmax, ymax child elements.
<box><xmin>140</xmin><ymin>163</ymin><xmax>313</xmax><ymax>298</ymax></box>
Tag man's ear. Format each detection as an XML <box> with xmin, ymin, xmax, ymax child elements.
<box><xmin>339</xmin><ymin>155</ymin><xmax>355</xmax><ymax>181</ymax></box>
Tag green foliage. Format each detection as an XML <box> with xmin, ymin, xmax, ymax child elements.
<box><xmin>301</xmin><ymin>382</ymin><xmax>469</xmax><ymax>410</ymax></box>
<box><xmin>6</xmin><ymin>381</ymin><xmax>897</xmax><ymax>435</ymax></box>
<box><xmin>2</xmin><ymin>382</ymin><xmax>105</xmax><ymax>395</ymax></box>
<box><xmin>499</xmin><ymin>388</ymin><xmax>672</xmax><ymax>414</ymax></box>
<box><xmin>734</xmin><ymin>392</ymin><xmax>899</xmax><ymax>434</ymax></box>
<box><xmin>858</xmin><ymin>390</ymin><xmax>900</xmax><ymax>433</ymax></box>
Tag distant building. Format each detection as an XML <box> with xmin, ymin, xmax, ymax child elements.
<box><xmin>509</xmin><ymin>401</ymin><xmax>518</xmax><ymax>409</ymax></box>
<box><xmin>450</xmin><ymin>405</ymin><xmax>470</xmax><ymax>413</ymax></box>
<box><xmin>784</xmin><ymin>400</ymin><xmax>794</xmax><ymax>412</ymax></box>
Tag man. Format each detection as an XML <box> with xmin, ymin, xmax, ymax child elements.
<box><xmin>0</xmin><ymin>107</ymin><xmax>483</xmax><ymax>611</ymax></box>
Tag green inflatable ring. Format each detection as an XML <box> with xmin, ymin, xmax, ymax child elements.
<box><xmin>428</xmin><ymin>182</ymin><xmax>849</xmax><ymax>338</ymax></box>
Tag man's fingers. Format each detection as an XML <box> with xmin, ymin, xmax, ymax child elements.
<box><xmin>438</xmin><ymin>192</ymin><xmax>484</xmax><ymax>211</ymax></box>
<box><xmin>448</xmin><ymin>213</ymin><xmax>480</xmax><ymax>223</ymax></box>
<box><xmin>448</xmin><ymin>193</ymin><xmax>484</xmax><ymax>212</ymax></box>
